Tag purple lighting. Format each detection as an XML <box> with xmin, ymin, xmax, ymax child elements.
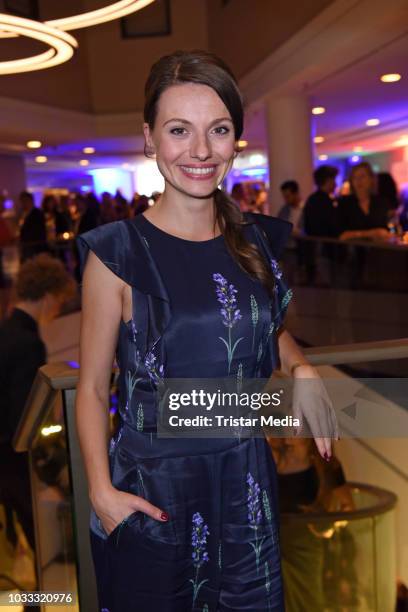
<box><xmin>351</xmin><ymin>155</ymin><xmax>361</xmax><ymax>163</ymax></box>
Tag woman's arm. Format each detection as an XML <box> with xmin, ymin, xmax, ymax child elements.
<box><xmin>75</xmin><ymin>252</ymin><xmax>168</xmax><ymax>534</ymax></box>
<box><xmin>276</xmin><ymin>329</ymin><xmax>339</xmax><ymax>460</ymax></box>
<box><xmin>75</xmin><ymin>251</ymin><xmax>124</xmax><ymax>502</ymax></box>
<box><xmin>339</xmin><ymin>228</ymin><xmax>389</xmax><ymax>241</ymax></box>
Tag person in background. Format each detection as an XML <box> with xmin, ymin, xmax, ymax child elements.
<box><xmin>77</xmin><ymin>193</ymin><xmax>100</xmax><ymax>235</ymax></box>
<box><xmin>55</xmin><ymin>195</ymin><xmax>73</xmax><ymax>235</ymax></box>
<box><xmin>377</xmin><ymin>171</ymin><xmax>400</xmax><ymax>213</ymax></box>
<box><xmin>131</xmin><ymin>194</ymin><xmax>149</xmax><ymax>216</ymax></box>
<box><xmin>304</xmin><ymin>166</ymin><xmax>339</xmax><ymax>238</ymax></box>
<box><xmin>278</xmin><ymin>180</ymin><xmax>305</xmax><ymax>236</ymax></box>
<box><xmin>268</xmin><ymin>435</ymin><xmax>355</xmax><ymax>611</ymax></box>
<box><xmin>303</xmin><ymin>166</ymin><xmax>340</xmax><ymax>284</ymax></box>
<box><xmin>18</xmin><ymin>191</ymin><xmax>48</xmax><ymax>262</ymax></box>
<box><xmin>338</xmin><ymin>162</ymin><xmax>389</xmax><ymax>241</ymax></box>
<box><xmin>0</xmin><ymin>254</ymin><xmax>76</xmax><ymax>588</ymax></box>
<box><xmin>230</xmin><ymin>181</ymin><xmax>250</xmax><ymax>211</ymax></box>
<box><xmin>114</xmin><ymin>189</ymin><xmax>129</xmax><ymax>220</ymax></box>
<box><xmin>100</xmin><ymin>192</ymin><xmax>117</xmax><ymax>225</ymax></box>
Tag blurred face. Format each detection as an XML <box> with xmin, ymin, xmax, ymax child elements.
<box><xmin>281</xmin><ymin>188</ymin><xmax>299</xmax><ymax>206</ymax></box>
<box><xmin>351</xmin><ymin>167</ymin><xmax>373</xmax><ymax>196</ymax></box>
<box><xmin>144</xmin><ymin>83</ymin><xmax>236</xmax><ymax>200</ymax></box>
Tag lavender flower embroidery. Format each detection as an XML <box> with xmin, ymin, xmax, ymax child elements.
<box><xmin>247</xmin><ymin>472</ymin><xmax>266</xmax><ymax>573</ymax></box>
<box><xmin>145</xmin><ymin>350</ymin><xmax>164</xmax><ymax>385</ymax></box>
<box><xmin>281</xmin><ymin>288</ymin><xmax>293</xmax><ymax>311</ymax></box>
<box><xmin>213</xmin><ymin>273</ymin><xmax>243</xmax><ymax>374</ymax></box>
<box><xmin>127</xmin><ymin>370</ymin><xmax>142</xmax><ymax>406</ymax></box>
<box><xmin>262</xmin><ymin>490</ymin><xmax>272</xmax><ymax>523</ymax></box>
<box><xmin>270</xmin><ymin>258</ymin><xmax>283</xmax><ymax>280</ymax></box>
<box><xmin>108</xmin><ymin>425</ymin><xmax>123</xmax><ymax>456</ymax></box>
<box><xmin>236</xmin><ymin>362</ymin><xmax>243</xmax><ymax>394</ymax></box>
<box><xmin>136</xmin><ymin>403</ymin><xmax>144</xmax><ymax>432</ymax></box>
<box><xmin>189</xmin><ymin>512</ymin><xmax>210</xmax><ymax>608</ymax></box>
<box><xmin>250</xmin><ymin>294</ymin><xmax>258</xmax><ymax>351</ymax></box>
<box><xmin>265</xmin><ymin>561</ymin><xmax>272</xmax><ymax>611</ymax></box>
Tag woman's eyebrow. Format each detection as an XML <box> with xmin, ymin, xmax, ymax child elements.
<box><xmin>162</xmin><ymin>117</ymin><xmax>233</xmax><ymax>127</ymax></box>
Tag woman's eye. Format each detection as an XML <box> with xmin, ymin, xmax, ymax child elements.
<box><xmin>213</xmin><ymin>126</ymin><xmax>230</xmax><ymax>135</ymax></box>
<box><xmin>170</xmin><ymin>127</ymin><xmax>187</xmax><ymax>136</ymax></box>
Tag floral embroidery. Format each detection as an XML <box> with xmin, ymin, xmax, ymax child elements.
<box><xmin>236</xmin><ymin>362</ymin><xmax>243</xmax><ymax>393</ymax></box>
<box><xmin>213</xmin><ymin>272</ymin><xmax>244</xmax><ymax>374</ymax></box>
<box><xmin>262</xmin><ymin>489</ymin><xmax>272</xmax><ymax>523</ymax></box>
<box><xmin>265</xmin><ymin>561</ymin><xmax>272</xmax><ymax>611</ymax></box>
<box><xmin>137</xmin><ymin>468</ymin><xmax>146</xmax><ymax>499</ymax></box>
<box><xmin>250</xmin><ymin>294</ymin><xmax>258</xmax><ymax>351</ymax></box>
<box><xmin>270</xmin><ymin>258</ymin><xmax>283</xmax><ymax>280</ymax></box>
<box><xmin>127</xmin><ymin>370</ymin><xmax>142</xmax><ymax>406</ymax></box>
<box><xmin>256</xmin><ymin>339</ymin><xmax>263</xmax><ymax>364</ymax></box>
<box><xmin>189</xmin><ymin>512</ymin><xmax>210</xmax><ymax>608</ymax></box>
<box><xmin>145</xmin><ymin>349</ymin><xmax>164</xmax><ymax>385</ymax></box>
<box><xmin>136</xmin><ymin>403</ymin><xmax>144</xmax><ymax>431</ymax></box>
<box><xmin>281</xmin><ymin>288</ymin><xmax>293</xmax><ymax>311</ymax></box>
<box><xmin>247</xmin><ymin>472</ymin><xmax>266</xmax><ymax>573</ymax></box>
<box><xmin>108</xmin><ymin>425</ymin><xmax>123</xmax><ymax>456</ymax></box>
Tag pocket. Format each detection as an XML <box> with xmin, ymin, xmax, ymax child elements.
<box><xmin>117</xmin><ymin>447</ymin><xmax>178</xmax><ymax>546</ymax></box>
<box><xmin>105</xmin><ymin>510</ymin><xmax>141</xmax><ymax>548</ymax></box>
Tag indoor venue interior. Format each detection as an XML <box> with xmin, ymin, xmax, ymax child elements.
<box><xmin>0</xmin><ymin>1</ymin><xmax>407</xmax><ymax>611</ymax></box>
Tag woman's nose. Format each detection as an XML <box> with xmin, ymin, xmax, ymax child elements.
<box><xmin>190</xmin><ymin>134</ymin><xmax>211</xmax><ymax>160</ymax></box>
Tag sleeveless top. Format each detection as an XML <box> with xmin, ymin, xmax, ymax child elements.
<box><xmin>76</xmin><ymin>212</ymin><xmax>293</xmax><ymax>438</ymax></box>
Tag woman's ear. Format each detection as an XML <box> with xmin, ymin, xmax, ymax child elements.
<box><xmin>143</xmin><ymin>123</ymin><xmax>156</xmax><ymax>158</ymax></box>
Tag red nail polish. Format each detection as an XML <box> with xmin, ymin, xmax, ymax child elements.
<box><xmin>161</xmin><ymin>512</ymin><xmax>169</xmax><ymax>521</ymax></box>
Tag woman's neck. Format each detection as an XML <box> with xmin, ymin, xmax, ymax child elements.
<box><xmin>143</xmin><ymin>184</ymin><xmax>221</xmax><ymax>240</ymax></box>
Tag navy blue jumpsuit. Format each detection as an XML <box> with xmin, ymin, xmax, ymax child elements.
<box><xmin>77</xmin><ymin>212</ymin><xmax>292</xmax><ymax>612</ymax></box>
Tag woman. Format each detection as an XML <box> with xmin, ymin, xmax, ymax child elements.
<box><xmin>338</xmin><ymin>162</ymin><xmax>389</xmax><ymax>241</ymax></box>
<box><xmin>75</xmin><ymin>50</ymin><xmax>338</xmax><ymax>612</ymax></box>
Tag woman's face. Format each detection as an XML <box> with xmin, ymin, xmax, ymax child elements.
<box><xmin>144</xmin><ymin>83</ymin><xmax>236</xmax><ymax>199</ymax></box>
<box><xmin>351</xmin><ymin>167</ymin><xmax>373</xmax><ymax>196</ymax></box>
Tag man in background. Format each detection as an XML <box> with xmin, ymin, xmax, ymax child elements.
<box><xmin>18</xmin><ymin>191</ymin><xmax>48</xmax><ymax>262</ymax></box>
<box><xmin>0</xmin><ymin>254</ymin><xmax>76</xmax><ymax>580</ymax></box>
<box><xmin>278</xmin><ymin>180</ymin><xmax>305</xmax><ymax>236</ymax></box>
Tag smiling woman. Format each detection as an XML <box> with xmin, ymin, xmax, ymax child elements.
<box><xmin>75</xmin><ymin>49</ymin><xmax>338</xmax><ymax>612</ymax></box>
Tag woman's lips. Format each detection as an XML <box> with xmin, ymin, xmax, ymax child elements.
<box><xmin>179</xmin><ymin>165</ymin><xmax>217</xmax><ymax>180</ymax></box>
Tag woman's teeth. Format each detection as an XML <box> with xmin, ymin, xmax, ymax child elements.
<box><xmin>180</xmin><ymin>166</ymin><xmax>215</xmax><ymax>175</ymax></box>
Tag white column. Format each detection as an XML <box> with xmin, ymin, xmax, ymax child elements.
<box><xmin>265</xmin><ymin>94</ymin><xmax>314</xmax><ymax>215</ymax></box>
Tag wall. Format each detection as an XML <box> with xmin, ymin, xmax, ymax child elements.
<box><xmin>84</xmin><ymin>0</ymin><xmax>209</xmax><ymax>114</ymax></box>
<box><xmin>206</xmin><ymin>0</ymin><xmax>334</xmax><ymax>79</ymax></box>
<box><xmin>0</xmin><ymin>154</ymin><xmax>26</xmax><ymax>202</ymax></box>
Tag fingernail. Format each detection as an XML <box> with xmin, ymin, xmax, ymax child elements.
<box><xmin>161</xmin><ymin>512</ymin><xmax>169</xmax><ymax>521</ymax></box>
<box><xmin>324</xmin><ymin>452</ymin><xmax>331</xmax><ymax>462</ymax></box>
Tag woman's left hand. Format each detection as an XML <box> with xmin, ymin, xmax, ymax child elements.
<box><xmin>291</xmin><ymin>364</ymin><xmax>339</xmax><ymax>460</ymax></box>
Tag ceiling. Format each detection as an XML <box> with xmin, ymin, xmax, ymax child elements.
<box><xmin>243</xmin><ymin>31</ymin><xmax>408</xmax><ymax>159</ymax></box>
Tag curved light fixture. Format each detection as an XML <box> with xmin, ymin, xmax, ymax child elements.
<box><xmin>0</xmin><ymin>1</ymin><xmax>155</xmax><ymax>37</ymax></box>
<box><xmin>0</xmin><ymin>1</ymin><xmax>154</xmax><ymax>74</ymax></box>
<box><xmin>0</xmin><ymin>14</ymin><xmax>77</xmax><ymax>75</ymax></box>
<box><xmin>46</xmin><ymin>0</ymin><xmax>155</xmax><ymax>32</ymax></box>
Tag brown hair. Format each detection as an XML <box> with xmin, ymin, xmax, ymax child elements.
<box><xmin>144</xmin><ymin>49</ymin><xmax>275</xmax><ymax>294</ymax></box>
<box><xmin>15</xmin><ymin>253</ymin><xmax>76</xmax><ymax>302</ymax></box>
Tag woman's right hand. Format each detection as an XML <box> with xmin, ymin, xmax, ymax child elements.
<box><xmin>91</xmin><ymin>486</ymin><xmax>169</xmax><ymax>536</ymax></box>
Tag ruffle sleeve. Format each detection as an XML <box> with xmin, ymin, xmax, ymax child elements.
<box><xmin>76</xmin><ymin>221</ymin><xmax>128</xmax><ymax>285</ymax></box>
<box><xmin>75</xmin><ymin>219</ymin><xmax>171</xmax><ymax>362</ymax></box>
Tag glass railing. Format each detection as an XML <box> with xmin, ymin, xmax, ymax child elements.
<box><xmin>2</xmin><ymin>337</ymin><xmax>407</xmax><ymax>611</ymax></box>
